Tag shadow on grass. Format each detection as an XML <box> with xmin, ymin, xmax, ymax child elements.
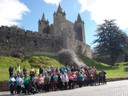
<box><xmin>80</xmin><ymin>56</ymin><xmax>118</xmax><ymax>71</ymax></box>
<box><xmin>97</xmin><ymin>66</ymin><xmax>118</xmax><ymax>71</ymax></box>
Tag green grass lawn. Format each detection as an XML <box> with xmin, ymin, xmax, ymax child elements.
<box><xmin>81</xmin><ymin>56</ymin><xmax>128</xmax><ymax>79</ymax></box>
<box><xmin>0</xmin><ymin>55</ymin><xmax>128</xmax><ymax>81</ymax></box>
<box><xmin>0</xmin><ymin>55</ymin><xmax>63</xmax><ymax>81</ymax></box>
<box><xmin>105</xmin><ymin>62</ymin><xmax>128</xmax><ymax>78</ymax></box>
<box><xmin>22</xmin><ymin>55</ymin><xmax>63</xmax><ymax>68</ymax></box>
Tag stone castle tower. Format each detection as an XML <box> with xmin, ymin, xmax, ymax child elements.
<box><xmin>0</xmin><ymin>5</ymin><xmax>92</xmax><ymax>60</ymax></box>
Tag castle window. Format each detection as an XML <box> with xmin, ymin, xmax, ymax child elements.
<box><xmin>34</xmin><ymin>40</ymin><xmax>37</xmax><ymax>46</ymax></box>
<box><xmin>6</xmin><ymin>36</ymin><xmax>10</xmax><ymax>43</ymax></box>
<box><xmin>25</xmin><ymin>32</ymin><xmax>27</xmax><ymax>36</ymax></box>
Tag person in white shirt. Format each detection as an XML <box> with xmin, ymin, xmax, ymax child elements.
<box><xmin>16</xmin><ymin>75</ymin><xmax>24</xmax><ymax>94</ymax></box>
<box><xmin>9</xmin><ymin>75</ymin><xmax>16</xmax><ymax>94</ymax></box>
<box><xmin>61</xmin><ymin>72</ymin><xmax>69</xmax><ymax>90</ymax></box>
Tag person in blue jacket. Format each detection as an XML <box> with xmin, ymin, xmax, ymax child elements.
<box><xmin>77</xmin><ymin>72</ymin><xmax>84</xmax><ymax>87</ymax></box>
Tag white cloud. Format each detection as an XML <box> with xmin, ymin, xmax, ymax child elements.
<box><xmin>78</xmin><ymin>0</ymin><xmax>128</xmax><ymax>29</ymax></box>
<box><xmin>43</xmin><ymin>0</ymin><xmax>61</xmax><ymax>5</ymax></box>
<box><xmin>0</xmin><ymin>0</ymin><xmax>30</xmax><ymax>26</ymax></box>
<box><xmin>78</xmin><ymin>0</ymin><xmax>86</xmax><ymax>13</ymax></box>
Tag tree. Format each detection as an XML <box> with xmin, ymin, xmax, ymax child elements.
<box><xmin>94</xmin><ymin>20</ymin><xmax>128</xmax><ymax>66</ymax></box>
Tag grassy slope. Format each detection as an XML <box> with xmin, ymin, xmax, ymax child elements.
<box><xmin>81</xmin><ymin>56</ymin><xmax>128</xmax><ymax>79</ymax></box>
<box><xmin>0</xmin><ymin>55</ymin><xmax>63</xmax><ymax>81</ymax></box>
<box><xmin>0</xmin><ymin>56</ymin><xmax>31</xmax><ymax>81</ymax></box>
<box><xmin>22</xmin><ymin>55</ymin><xmax>63</xmax><ymax>68</ymax></box>
<box><xmin>0</xmin><ymin>55</ymin><xmax>128</xmax><ymax>81</ymax></box>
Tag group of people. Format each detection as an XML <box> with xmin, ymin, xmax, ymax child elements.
<box><xmin>8</xmin><ymin>65</ymin><xmax>106</xmax><ymax>95</ymax></box>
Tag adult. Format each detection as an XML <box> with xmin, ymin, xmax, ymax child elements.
<box><xmin>37</xmin><ymin>74</ymin><xmax>44</xmax><ymax>92</ymax></box>
<box><xmin>39</xmin><ymin>66</ymin><xmax>43</xmax><ymax>74</ymax></box>
<box><xmin>9</xmin><ymin>75</ymin><xmax>16</xmax><ymax>94</ymax></box>
<box><xmin>16</xmin><ymin>63</ymin><xmax>21</xmax><ymax>75</ymax></box>
<box><xmin>68</xmin><ymin>72</ymin><xmax>74</xmax><ymax>89</ymax></box>
<box><xmin>77</xmin><ymin>72</ymin><xmax>84</xmax><ymax>87</ymax></box>
<box><xmin>57</xmin><ymin>73</ymin><xmax>63</xmax><ymax>90</ymax></box>
<box><xmin>30</xmin><ymin>67</ymin><xmax>35</xmax><ymax>79</ymax></box>
<box><xmin>9</xmin><ymin>66</ymin><xmax>14</xmax><ymax>77</ymax></box>
<box><xmin>44</xmin><ymin>73</ymin><xmax>50</xmax><ymax>92</ymax></box>
<box><xmin>61</xmin><ymin>72</ymin><xmax>69</xmax><ymax>90</ymax></box>
<box><xmin>16</xmin><ymin>75</ymin><xmax>24</xmax><ymax>94</ymax></box>
<box><xmin>50</xmin><ymin>73</ymin><xmax>57</xmax><ymax>91</ymax></box>
<box><xmin>24</xmin><ymin>74</ymin><xmax>30</xmax><ymax>95</ymax></box>
<box><xmin>23</xmin><ymin>67</ymin><xmax>27</xmax><ymax>75</ymax></box>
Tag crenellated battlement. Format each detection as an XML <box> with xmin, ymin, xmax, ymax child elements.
<box><xmin>0</xmin><ymin>5</ymin><xmax>92</xmax><ymax>59</ymax></box>
<box><xmin>0</xmin><ymin>26</ymin><xmax>55</xmax><ymax>38</ymax></box>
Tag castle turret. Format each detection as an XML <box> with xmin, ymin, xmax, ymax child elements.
<box><xmin>77</xmin><ymin>14</ymin><xmax>82</xmax><ymax>22</ymax></box>
<box><xmin>41</xmin><ymin>13</ymin><xmax>46</xmax><ymax>21</ymax></box>
<box><xmin>53</xmin><ymin>4</ymin><xmax>66</xmax><ymax>33</ymax></box>
<box><xmin>74</xmin><ymin>14</ymin><xmax>85</xmax><ymax>43</ymax></box>
<box><xmin>38</xmin><ymin>13</ymin><xmax>49</xmax><ymax>33</ymax></box>
<box><xmin>57</xmin><ymin>4</ymin><xmax>62</xmax><ymax>13</ymax></box>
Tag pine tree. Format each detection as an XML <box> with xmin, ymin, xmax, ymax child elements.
<box><xmin>94</xmin><ymin>20</ymin><xmax>128</xmax><ymax>65</ymax></box>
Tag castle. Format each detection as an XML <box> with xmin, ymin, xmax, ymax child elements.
<box><xmin>0</xmin><ymin>5</ymin><xmax>92</xmax><ymax>59</ymax></box>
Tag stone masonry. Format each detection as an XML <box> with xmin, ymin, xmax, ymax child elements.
<box><xmin>0</xmin><ymin>5</ymin><xmax>92</xmax><ymax>59</ymax></box>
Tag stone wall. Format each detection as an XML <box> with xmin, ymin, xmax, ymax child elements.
<box><xmin>85</xmin><ymin>44</ymin><xmax>92</xmax><ymax>58</ymax></box>
<box><xmin>0</xmin><ymin>5</ymin><xmax>92</xmax><ymax>59</ymax></box>
<box><xmin>0</xmin><ymin>26</ymin><xmax>66</xmax><ymax>56</ymax></box>
<box><xmin>0</xmin><ymin>81</ymin><xmax>9</xmax><ymax>91</ymax></box>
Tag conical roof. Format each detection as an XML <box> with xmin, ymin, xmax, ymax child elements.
<box><xmin>41</xmin><ymin>13</ymin><xmax>46</xmax><ymax>21</ymax></box>
<box><xmin>77</xmin><ymin>13</ymin><xmax>82</xmax><ymax>22</ymax></box>
<box><xmin>57</xmin><ymin>4</ymin><xmax>62</xmax><ymax>13</ymax></box>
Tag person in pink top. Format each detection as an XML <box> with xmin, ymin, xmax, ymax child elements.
<box><xmin>72</xmin><ymin>72</ymin><xmax>77</xmax><ymax>88</ymax></box>
<box><xmin>37</xmin><ymin>74</ymin><xmax>44</xmax><ymax>92</ymax></box>
<box><xmin>68</xmin><ymin>72</ymin><xmax>73</xmax><ymax>89</ymax></box>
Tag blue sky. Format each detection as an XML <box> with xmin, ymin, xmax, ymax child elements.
<box><xmin>0</xmin><ymin>0</ymin><xmax>128</xmax><ymax>48</ymax></box>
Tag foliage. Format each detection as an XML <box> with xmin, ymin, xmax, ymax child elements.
<box><xmin>94</xmin><ymin>20</ymin><xmax>128</xmax><ymax>65</ymax></box>
<box><xmin>58</xmin><ymin>49</ymin><xmax>73</xmax><ymax>65</ymax></box>
<box><xmin>58</xmin><ymin>49</ymin><xmax>78</xmax><ymax>66</ymax></box>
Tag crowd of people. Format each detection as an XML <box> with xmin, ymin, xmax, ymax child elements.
<box><xmin>8</xmin><ymin>65</ymin><xmax>106</xmax><ymax>95</ymax></box>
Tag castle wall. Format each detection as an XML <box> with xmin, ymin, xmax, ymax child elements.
<box><xmin>0</xmin><ymin>26</ymin><xmax>66</xmax><ymax>56</ymax></box>
<box><xmin>0</xmin><ymin>25</ymin><xmax>91</xmax><ymax>58</ymax></box>
<box><xmin>85</xmin><ymin>44</ymin><xmax>92</xmax><ymax>58</ymax></box>
<box><xmin>0</xmin><ymin>6</ymin><xmax>92</xmax><ymax>59</ymax></box>
<box><xmin>74</xmin><ymin>22</ymin><xmax>85</xmax><ymax>43</ymax></box>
